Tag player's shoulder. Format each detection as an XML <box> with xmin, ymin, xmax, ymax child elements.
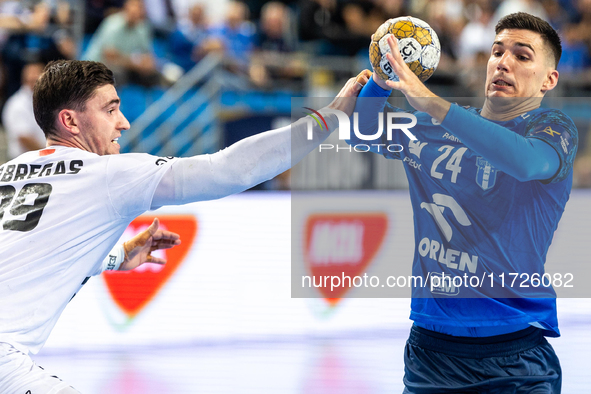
<box><xmin>526</xmin><ymin>107</ymin><xmax>577</xmax><ymax>132</ymax></box>
<box><xmin>106</xmin><ymin>152</ymin><xmax>176</xmax><ymax>167</ymax></box>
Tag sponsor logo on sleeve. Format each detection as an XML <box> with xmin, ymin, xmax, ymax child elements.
<box><xmin>560</xmin><ymin>134</ymin><xmax>570</xmax><ymax>154</ymax></box>
<box><xmin>537</xmin><ymin>126</ymin><xmax>561</xmax><ymax>137</ymax></box>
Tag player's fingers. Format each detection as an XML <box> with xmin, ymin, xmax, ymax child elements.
<box><xmin>355</xmin><ymin>69</ymin><xmax>372</xmax><ymax>87</ymax></box>
<box><xmin>385</xmin><ymin>52</ymin><xmax>406</xmax><ymax>78</ymax></box>
<box><xmin>387</xmin><ymin>36</ymin><xmax>405</xmax><ymax>66</ymax></box>
<box><xmin>150</xmin><ymin>243</ymin><xmax>177</xmax><ymax>252</ymax></box>
<box><xmin>147</xmin><ymin>218</ymin><xmax>159</xmax><ymax>236</ymax></box>
<box><xmin>152</xmin><ymin>229</ymin><xmax>180</xmax><ymax>241</ymax></box>
<box><xmin>151</xmin><ymin>238</ymin><xmax>180</xmax><ymax>250</ymax></box>
<box><xmin>146</xmin><ymin>254</ymin><xmax>166</xmax><ymax>265</ymax></box>
<box><xmin>338</xmin><ymin>77</ymin><xmax>359</xmax><ymax>97</ymax></box>
<box><xmin>385</xmin><ymin>79</ymin><xmax>402</xmax><ymax>91</ymax></box>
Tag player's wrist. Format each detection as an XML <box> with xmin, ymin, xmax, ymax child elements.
<box><xmin>372</xmin><ymin>73</ymin><xmax>391</xmax><ymax>91</ymax></box>
<box><xmin>102</xmin><ymin>244</ymin><xmax>125</xmax><ymax>272</ymax></box>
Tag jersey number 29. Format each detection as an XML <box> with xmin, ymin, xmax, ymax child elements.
<box><xmin>0</xmin><ymin>183</ymin><xmax>52</xmax><ymax>232</ymax></box>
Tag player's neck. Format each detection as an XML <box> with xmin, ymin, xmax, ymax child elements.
<box><xmin>481</xmin><ymin>97</ymin><xmax>543</xmax><ymax>121</ymax></box>
<box><xmin>46</xmin><ymin>135</ymin><xmax>89</xmax><ymax>152</ymax></box>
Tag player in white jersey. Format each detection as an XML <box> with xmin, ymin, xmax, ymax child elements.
<box><xmin>0</xmin><ymin>60</ymin><xmax>365</xmax><ymax>393</ymax></box>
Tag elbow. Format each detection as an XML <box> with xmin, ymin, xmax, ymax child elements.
<box><xmin>235</xmin><ymin>163</ymin><xmax>278</xmax><ymax>191</ymax></box>
<box><xmin>237</xmin><ymin>171</ymin><xmax>261</xmax><ymax>190</ymax></box>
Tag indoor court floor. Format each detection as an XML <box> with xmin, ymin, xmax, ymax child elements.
<box><xmin>35</xmin><ymin>299</ymin><xmax>591</xmax><ymax>393</ymax></box>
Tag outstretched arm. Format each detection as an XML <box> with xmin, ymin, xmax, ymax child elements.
<box><xmin>151</xmin><ymin>76</ymin><xmax>364</xmax><ymax>207</ymax></box>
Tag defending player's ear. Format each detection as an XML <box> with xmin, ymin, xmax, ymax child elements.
<box><xmin>56</xmin><ymin>109</ymin><xmax>80</xmax><ymax>135</ymax></box>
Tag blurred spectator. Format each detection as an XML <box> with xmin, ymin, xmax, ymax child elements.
<box><xmin>168</xmin><ymin>2</ymin><xmax>210</xmax><ymax>72</ymax></box>
<box><xmin>249</xmin><ymin>1</ymin><xmax>304</xmax><ymax>87</ymax></box>
<box><xmin>204</xmin><ymin>1</ymin><xmax>256</xmax><ymax>67</ymax></box>
<box><xmin>423</xmin><ymin>0</ymin><xmax>462</xmax><ymax>68</ymax></box>
<box><xmin>0</xmin><ymin>1</ymin><xmax>75</xmax><ymax>101</ymax></box>
<box><xmin>371</xmin><ymin>0</ymin><xmax>406</xmax><ymax>20</ymax></box>
<box><xmin>566</xmin><ymin>0</ymin><xmax>591</xmax><ymax>52</ymax></box>
<box><xmin>84</xmin><ymin>0</ymin><xmax>125</xmax><ymax>35</ymax></box>
<box><xmin>541</xmin><ymin>0</ymin><xmax>570</xmax><ymax>29</ymax></box>
<box><xmin>46</xmin><ymin>0</ymin><xmax>77</xmax><ymax>60</ymax></box>
<box><xmin>298</xmin><ymin>0</ymin><xmax>337</xmax><ymax>43</ymax></box>
<box><xmin>1</xmin><ymin>62</ymin><xmax>46</xmax><ymax>160</ymax></box>
<box><xmin>298</xmin><ymin>0</ymin><xmax>376</xmax><ymax>56</ymax></box>
<box><xmin>298</xmin><ymin>0</ymin><xmax>345</xmax><ymax>55</ymax></box>
<box><xmin>0</xmin><ymin>1</ymin><xmax>50</xmax><ymax>100</ymax></box>
<box><xmin>493</xmin><ymin>0</ymin><xmax>549</xmax><ymax>22</ymax></box>
<box><xmin>457</xmin><ymin>3</ymin><xmax>495</xmax><ymax>64</ymax></box>
<box><xmin>461</xmin><ymin>50</ymin><xmax>489</xmax><ymax>95</ymax></box>
<box><xmin>256</xmin><ymin>1</ymin><xmax>296</xmax><ymax>53</ymax></box>
<box><xmin>143</xmin><ymin>0</ymin><xmax>176</xmax><ymax>35</ymax></box>
<box><xmin>558</xmin><ymin>24</ymin><xmax>591</xmax><ymax>73</ymax></box>
<box><xmin>83</xmin><ymin>0</ymin><xmax>160</xmax><ymax>86</ymax></box>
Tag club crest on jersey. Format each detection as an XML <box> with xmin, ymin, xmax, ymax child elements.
<box><xmin>475</xmin><ymin>157</ymin><xmax>497</xmax><ymax>190</ymax></box>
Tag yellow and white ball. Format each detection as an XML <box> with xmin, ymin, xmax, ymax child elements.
<box><xmin>369</xmin><ymin>16</ymin><xmax>441</xmax><ymax>82</ymax></box>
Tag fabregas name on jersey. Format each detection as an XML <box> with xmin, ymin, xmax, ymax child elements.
<box><xmin>0</xmin><ymin>160</ymin><xmax>83</xmax><ymax>182</ymax></box>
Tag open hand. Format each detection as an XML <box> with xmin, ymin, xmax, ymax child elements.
<box><xmin>383</xmin><ymin>36</ymin><xmax>434</xmax><ymax>101</ymax></box>
<box><xmin>383</xmin><ymin>36</ymin><xmax>449</xmax><ymax>121</ymax></box>
<box><xmin>119</xmin><ymin>218</ymin><xmax>181</xmax><ymax>271</ymax></box>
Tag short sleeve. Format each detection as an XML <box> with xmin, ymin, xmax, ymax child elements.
<box><xmin>525</xmin><ymin>109</ymin><xmax>578</xmax><ymax>183</ymax></box>
<box><xmin>106</xmin><ymin>153</ymin><xmax>177</xmax><ymax>219</ymax></box>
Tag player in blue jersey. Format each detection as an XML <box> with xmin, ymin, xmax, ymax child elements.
<box><xmin>349</xmin><ymin>12</ymin><xmax>577</xmax><ymax>393</ymax></box>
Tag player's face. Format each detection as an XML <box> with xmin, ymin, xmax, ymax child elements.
<box><xmin>77</xmin><ymin>84</ymin><xmax>130</xmax><ymax>155</ymax></box>
<box><xmin>485</xmin><ymin>29</ymin><xmax>558</xmax><ymax>98</ymax></box>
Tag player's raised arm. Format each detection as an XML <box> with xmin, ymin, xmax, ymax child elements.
<box><xmin>381</xmin><ymin>33</ymin><xmax>572</xmax><ymax>182</ymax></box>
<box><xmin>150</xmin><ymin>77</ymin><xmax>363</xmax><ymax>207</ymax></box>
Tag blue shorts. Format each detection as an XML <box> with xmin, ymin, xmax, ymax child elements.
<box><xmin>403</xmin><ymin>325</ymin><xmax>561</xmax><ymax>394</ymax></box>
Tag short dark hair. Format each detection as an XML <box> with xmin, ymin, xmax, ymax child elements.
<box><xmin>495</xmin><ymin>12</ymin><xmax>561</xmax><ymax>68</ymax></box>
<box><xmin>33</xmin><ymin>60</ymin><xmax>115</xmax><ymax>137</ymax></box>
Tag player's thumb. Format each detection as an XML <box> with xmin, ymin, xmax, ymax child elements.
<box><xmin>147</xmin><ymin>218</ymin><xmax>159</xmax><ymax>236</ymax></box>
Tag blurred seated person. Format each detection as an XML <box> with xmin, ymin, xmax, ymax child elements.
<box><xmin>558</xmin><ymin>24</ymin><xmax>591</xmax><ymax>73</ymax></box>
<box><xmin>256</xmin><ymin>2</ymin><xmax>295</xmax><ymax>53</ymax></box>
<box><xmin>202</xmin><ymin>1</ymin><xmax>255</xmax><ymax>69</ymax></box>
<box><xmin>1</xmin><ymin>62</ymin><xmax>46</xmax><ymax>160</ymax></box>
<box><xmin>0</xmin><ymin>1</ymin><xmax>49</xmax><ymax>99</ymax></box>
<box><xmin>83</xmin><ymin>0</ymin><xmax>160</xmax><ymax>86</ymax></box>
<box><xmin>143</xmin><ymin>0</ymin><xmax>177</xmax><ymax>35</ymax></box>
<box><xmin>249</xmin><ymin>2</ymin><xmax>305</xmax><ymax>88</ymax></box>
<box><xmin>168</xmin><ymin>3</ymin><xmax>211</xmax><ymax>72</ymax></box>
<box><xmin>84</xmin><ymin>0</ymin><xmax>125</xmax><ymax>34</ymax></box>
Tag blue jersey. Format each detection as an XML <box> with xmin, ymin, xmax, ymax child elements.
<box><xmin>350</xmin><ymin>102</ymin><xmax>578</xmax><ymax>337</ymax></box>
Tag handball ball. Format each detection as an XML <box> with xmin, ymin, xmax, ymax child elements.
<box><xmin>369</xmin><ymin>16</ymin><xmax>441</xmax><ymax>82</ymax></box>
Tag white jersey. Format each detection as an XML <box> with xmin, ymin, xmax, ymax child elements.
<box><xmin>0</xmin><ymin>146</ymin><xmax>176</xmax><ymax>354</ymax></box>
<box><xmin>0</xmin><ymin>110</ymin><xmax>337</xmax><ymax>355</ymax></box>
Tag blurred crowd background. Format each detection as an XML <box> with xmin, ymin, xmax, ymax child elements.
<box><xmin>1</xmin><ymin>0</ymin><xmax>591</xmax><ymax>188</ymax></box>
